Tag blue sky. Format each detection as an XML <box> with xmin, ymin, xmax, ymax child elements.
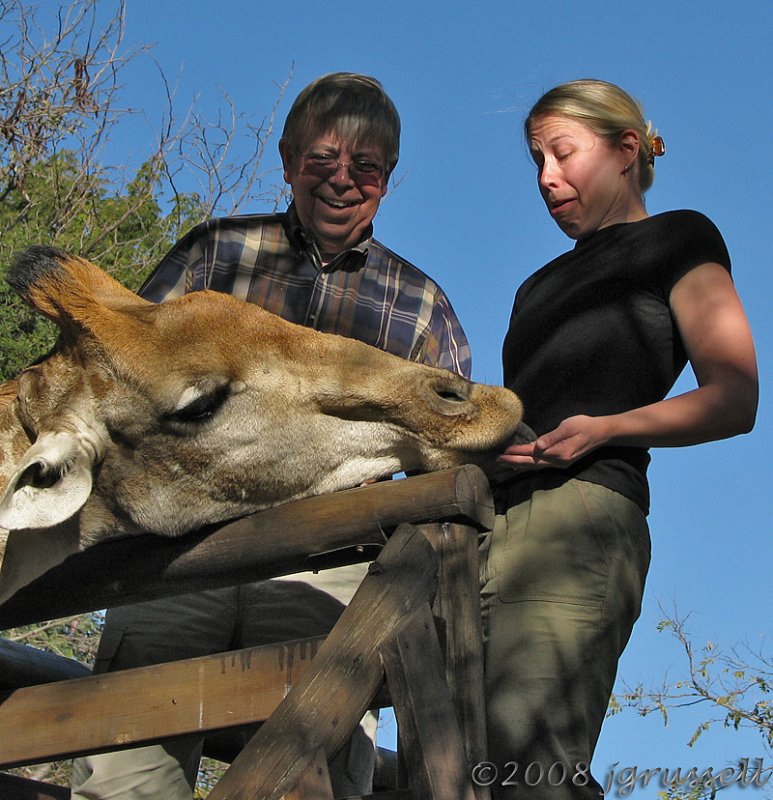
<box><xmin>59</xmin><ymin>0</ymin><xmax>773</xmax><ymax>792</ymax></box>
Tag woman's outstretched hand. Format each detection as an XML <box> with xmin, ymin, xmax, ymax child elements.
<box><xmin>497</xmin><ymin>415</ymin><xmax>610</xmax><ymax>470</ymax></box>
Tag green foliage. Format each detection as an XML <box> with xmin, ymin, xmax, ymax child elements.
<box><xmin>657</xmin><ymin>782</ymin><xmax>718</xmax><ymax>800</ymax></box>
<box><xmin>0</xmin><ymin>0</ymin><xmax>286</xmax><ymax>383</ymax></box>
<box><xmin>195</xmin><ymin>760</ymin><xmax>229</xmax><ymax>797</ymax></box>
<box><xmin>0</xmin><ymin>0</ymin><xmax>193</xmax><ymax>380</ymax></box>
<box><xmin>4</xmin><ymin>612</ymin><xmax>103</xmax><ymax>668</ymax></box>
<box><xmin>0</xmin><ymin>150</ymin><xmax>203</xmax><ymax>380</ymax></box>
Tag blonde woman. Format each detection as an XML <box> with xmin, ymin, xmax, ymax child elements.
<box><xmin>482</xmin><ymin>79</ymin><xmax>758</xmax><ymax>798</ymax></box>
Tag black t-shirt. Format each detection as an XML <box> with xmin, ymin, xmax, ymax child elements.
<box><xmin>500</xmin><ymin>210</ymin><xmax>731</xmax><ymax>514</ymax></box>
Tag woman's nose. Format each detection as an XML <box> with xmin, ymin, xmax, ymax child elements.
<box><xmin>539</xmin><ymin>161</ymin><xmax>559</xmax><ymax>189</ymax></box>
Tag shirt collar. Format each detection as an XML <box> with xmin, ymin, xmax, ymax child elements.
<box><xmin>282</xmin><ymin>202</ymin><xmax>371</xmax><ymax>271</ymax></box>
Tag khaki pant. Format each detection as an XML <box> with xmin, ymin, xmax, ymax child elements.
<box><xmin>71</xmin><ymin>571</ymin><xmax>377</xmax><ymax>799</ymax></box>
<box><xmin>479</xmin><ymin>480</ymin><xmax>650</xmax><ymax>799</ymax></box>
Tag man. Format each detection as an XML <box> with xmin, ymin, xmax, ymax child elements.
<box><xmin>71</xmin><ymin>72</ymin><xmax>470</xmax><ymax>799</ymax></box>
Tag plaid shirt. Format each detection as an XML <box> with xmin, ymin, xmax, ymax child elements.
<box><xmin>140</xmin><ymin>205</ymin><xmax>471</xmax><ymax>377</ymax></box>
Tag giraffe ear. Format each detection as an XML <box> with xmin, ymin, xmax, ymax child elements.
<box><xmin>0</xmin><ymin>432</ymin><xmax>94</xmax><ymax>530</ymax></box>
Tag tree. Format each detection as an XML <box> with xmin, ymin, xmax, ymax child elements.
<box><xmin>608</xmin><ymin>608</ymin><xmax>772</xmax><ymax>799</ymax></box>
<box><xmin>1</xmin><ymin>0</ymin><xmax>289</xmax><ymax>792</ymax></box>
<box><xmin>0</xmin><ymin>0</ymin><xmax>289</xmax><ymax>381</ymax></box>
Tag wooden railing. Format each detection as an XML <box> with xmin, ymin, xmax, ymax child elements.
<box><xmin>0</xmin><ymin>466</ymin><xmax>494</xmax><ymax>800</ymax></box>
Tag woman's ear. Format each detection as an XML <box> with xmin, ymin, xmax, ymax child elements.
<box><xmin>619</xmin><ymin>129</ymin><xmax>641</xmax><ymax>163</ymax></box>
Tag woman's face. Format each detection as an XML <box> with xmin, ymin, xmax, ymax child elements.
<box><xmin>528</xmin><ymin>114</ymin><xmax>641</xmax><ymax>240</ymax></box>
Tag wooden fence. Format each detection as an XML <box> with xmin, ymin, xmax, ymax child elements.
<box><xmin>0</xmin><ymin>465</ymin><xmax>494</xmax><ymax>800</ymax></box>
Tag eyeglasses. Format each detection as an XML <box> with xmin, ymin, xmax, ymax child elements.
<box><xmin>301</xmin><ymin>151</ymin><xmax>386</xmax><ymax>184</ymax></box>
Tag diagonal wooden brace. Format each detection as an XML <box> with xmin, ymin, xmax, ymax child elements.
<box><xmin>207</xmin><ymin>522</ymin><xmax>439</xmax><ymax>800</ymax></box>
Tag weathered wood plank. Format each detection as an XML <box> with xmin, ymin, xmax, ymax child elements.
<box><xmin>0</xmin><ymin>637</ymin><xmax>325</xmax><ymax>768</ymax></box>
<box><xmin>283</xmin><ymin>747</ymin><xmax>334</xmax><ymax>799</ymax></box>
<box><xmin>425</xmin><ymin>522</ymin><xmax>491</xmax><ymax>800</ymax></box>
<box><xmin>0</xmin><ymin>466</ymin><xmax>493</xmax><ymax>628</ymax></box>
<box><xmin>207</xmin><ymin>522</ymin><xmax>439</xmax><ymax>800</ymax></box>
<box><xmin>381</xmin><ymin>603</ymin><xmax>476</xmax><ymax>800</ymax></box>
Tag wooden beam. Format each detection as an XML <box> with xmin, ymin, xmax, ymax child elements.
<box><xmin>283</xmin><ymin>747</ymin><xmax>334</xmax><ymax>799</ymax></box>
<box><xmin>426</xmin><ymin>522</ymin><xmax>491</xmax><ymax>800</ymax></box>
<box><xmin>0</xmin><ymin>465</ymin><xmax>493</xmax><ymax>628</ymax></box>
<box><xmin>0</xmin><ymin>636</ymin><xmax>325</xmax><ymax>768</ymax></box>
<box><xmin>381</xmin><ymin>603</ymin><xmax>476</xmax><ymax>800</ymax></box>
<box><xmin>207</xmin><ymin>522</ymin><xmax>439</xmax><ymax>800</ymax></box>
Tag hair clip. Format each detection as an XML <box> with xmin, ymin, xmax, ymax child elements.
<box><xmin>648</xmin><ymin>135</ymin><xmax>666</xmax><ymax>167</ymax></box>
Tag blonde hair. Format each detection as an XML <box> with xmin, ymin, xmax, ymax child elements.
<box><xmin>525</xmin><ymin>79</ymin><xmax>662</xmax><ymax>193</ymax></box>
<box><xmin>281</xmin><ymin>73</ymin><xmax>400</xmax><ymax>173</ymax></box>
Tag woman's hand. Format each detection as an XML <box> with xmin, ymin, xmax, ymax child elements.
<box><xmin>497</xmin><ymin>414</ymin><xmax>611</xmax><ymax>470</ymax></box>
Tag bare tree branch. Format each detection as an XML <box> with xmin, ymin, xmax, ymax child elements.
<box><xmin>611</xmin><ymin>605</ymin><xmax>772</xmax><ymax>752</ymax></box>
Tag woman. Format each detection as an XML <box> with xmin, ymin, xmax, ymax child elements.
<box><xmin>479</xmin><ymin>79</ymin><xmax>758</xmax><ymax>798</ymax></box>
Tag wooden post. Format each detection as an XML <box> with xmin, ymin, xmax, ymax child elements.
<box><xmin>381</xmin><ymin>603</ymin><xmax>477</xmax><ymax>800</ymax></box>
<box><xmin>422</xmin><ymin>522</ymin><xmax>491</xmax><ymax>800</ymax></box>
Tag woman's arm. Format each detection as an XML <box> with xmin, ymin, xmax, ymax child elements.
<box><xmin>499</xmin><ymin>262</ymin><xmax>759</xmax><ymax>469</ymax></box>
